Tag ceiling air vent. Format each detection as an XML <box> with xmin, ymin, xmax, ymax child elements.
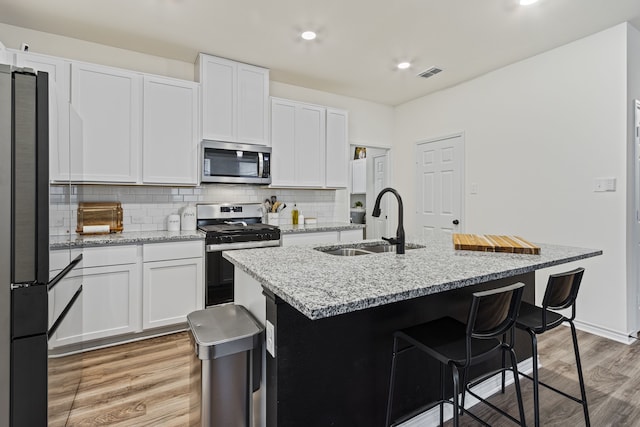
<box><xmin>417</xmin><ymin>67</ymin><xmax>442</xmax><ymax>79</ymax></box>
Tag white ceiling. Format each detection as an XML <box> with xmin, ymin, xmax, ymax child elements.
<box><xmin>1</xmin><ymin>0</ymin><xmax>640</xmax><ymax>106</ymax></box>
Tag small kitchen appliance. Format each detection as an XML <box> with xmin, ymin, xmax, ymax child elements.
<box><xmin>197</xmin><ymin>203</ymin><xmax>280</xmax><ymax>306</ymax></box>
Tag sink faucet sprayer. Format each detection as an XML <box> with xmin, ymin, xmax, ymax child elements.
<box><xmin>371</xmin><ymin>187</ymin><xmax>405</xmax><ymax>254</ymax></box>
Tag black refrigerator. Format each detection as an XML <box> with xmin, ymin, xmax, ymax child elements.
<box><xmin>1</xmin><ymin>64</ymin><xmax>82</xmax><ymax>426</ymax></box>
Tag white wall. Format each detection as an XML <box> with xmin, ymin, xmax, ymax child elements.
<box><xmin>394</xmin><ymin>24</ymin><xmax>631</xmax><ymax>340</ymax></box>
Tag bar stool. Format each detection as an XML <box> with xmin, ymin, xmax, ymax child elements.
<box><xmin>385</xmin><ymin>282</ymin><xmax>527</xmax><ymax>427</ymax></box>
<box><xmin>513</xmin><ymin>267</ymin><xmax>590</xmax><ymax>427</ymax></box>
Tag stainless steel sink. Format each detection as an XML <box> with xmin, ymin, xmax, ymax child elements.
<box><xmin>321</xmin><ymin>248</ymin><xmax>373</xmax><ymax>256</ymax></box>
<box><xmin>317</xmin><ymin>243</ymin><xmax>425</xmax><ymax>256</ymax></box>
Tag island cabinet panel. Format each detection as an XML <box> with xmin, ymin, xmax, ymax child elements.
<box><xmin>264</xmin><ymin>273</ymin><xmax>535</xmax><ymax>427</ymax></box>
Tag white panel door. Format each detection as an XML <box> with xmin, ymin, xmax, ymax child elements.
<box><xmin>14</xmin><ymin>52</ymin><xmax>71</xmax><ymax>181</ymax></box>
<box><xmin>295</xmin><ymin>104</ymin><xmax>325</xmax><ymax>187</ymax></box>
<box><xmin>416</xmin><ymin>134</ymin><xmax>463</xmax><ymax>238</ymax></box>
<box><xmin>237</xmin><ymin>63</ymin><xmax>269</xmax><ymax>145</ymax></box>
<box><xmin>271</xmin><ymin>99</ymin><xmax>297</xmax><ymax>185</ymax></box>
<box><xmin>325</xmin><ymin>108</ymin><xmax>348</xmax><ymax>187</ymax></box>
<box><xmin>142</xmin><ymin>75</ymin><xmax>198</xmax><ymax>185</ymax></box>
<box><xmin>71</xmin><ymin>62</ymin><xmax>141</xmax><ymax>182</ymax></box>
<box><xmin>143</xmin><ymin>257</ymin><xmax>203</xmax><ymax>329</ymax></box>
<box><xmin>370</xmin><ymin>154</ymin><xmax>389</xmax><ymax>239</ymax></box>
<box><xmin>200</xmin><ymin>55</ymin><xmax>236</xmax><ymax>142</ymax></box>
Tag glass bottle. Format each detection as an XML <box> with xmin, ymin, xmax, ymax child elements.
<box><xmin>292</xmin><ymin>204</ymin><xmax>299</xmax><ymax>225</ymax></box>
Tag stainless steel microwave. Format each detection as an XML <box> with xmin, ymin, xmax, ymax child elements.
<box><xmin>201</xmin><ymin>140</ymin><xmax>271</xmax><ymax>184</ymax></box>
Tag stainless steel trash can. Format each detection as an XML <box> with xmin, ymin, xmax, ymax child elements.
<box><xmin>188</xmin><ymin>304</ymin><xmax>264</xmax><ymax>427</ymax></box>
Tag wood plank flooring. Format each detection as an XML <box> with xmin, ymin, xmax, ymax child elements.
<box><xmin>49</xmin><ymin>327</ymin><xmax>640</xmax><ymax>426</ymax></box>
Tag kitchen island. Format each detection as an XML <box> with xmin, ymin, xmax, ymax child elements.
<box><xmin>224</xmin><ymin>237</ymin><xmax>601</xmax><ymax>426</ymax></box>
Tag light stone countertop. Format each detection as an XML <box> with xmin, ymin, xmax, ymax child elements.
<box><xmin>223</xmin><ymin>237</ymin><xmax>602</xmax><ymax>320</ymax></box>
<box><xmin>50</xmin><ymin>230</ymin><xmax>205</xmax><ymax>249</ymax></box>
<box><xmin>278</xmin><ymin>222</ymin><xmax>365</xmax><ymax>234</ymax></box>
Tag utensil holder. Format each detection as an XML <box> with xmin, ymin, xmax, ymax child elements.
<box><xmin>267</xmin><ymin>213</ymin><xmax>279</xmax><ymax>226</ymax></box>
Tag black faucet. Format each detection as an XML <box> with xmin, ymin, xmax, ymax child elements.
<box><xmin>372</xmin><ymin>187</ymin><xmax>405</xmax><ymax>254</ymax></box>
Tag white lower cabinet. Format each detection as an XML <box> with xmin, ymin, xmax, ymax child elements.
<box><xmin>281</xmin><ymin>229</ymin><xmax>364</xmax><ymax>246</ymax></box>
<box><xmin>49</xmin><ymin>245</ymin><xmax>141</xmax><ymax>348</ymax></box>
<box><xmin>49</xmin><ymin>240</ymin><xmax>204</xmax><ymax>351</ymax></box>
<box><xmin>142</xmin><ymin>241</ymin><xmax>204</xmax><ymax>329</ymax></box>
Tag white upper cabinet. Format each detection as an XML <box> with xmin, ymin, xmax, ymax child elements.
<box><xmin>71</xmin><ymin>62</ymin><xmax>142</xmax><ymax>183</ymax></box>
<box><xmin>325</xmin><ymin>108</ymin><xmax>349</xmax><ymax>188</ymax></box>
<box><xmin>142</xmin><ymin>75</ymin><xmax>198</xmax><ymax>185</ymax></box>
<box><xmin>197</xmin><ymin>53</ymin><xmax>269</xmax><ymax>145</ymax></box>
<box><xmin>13</xmin><ymin>51</ymin><xmax>71</xmax><ymax>182</ymax></box>
<box><xmin>270</xmin><ymin>98</ymin><xmax>348</xmax><ymax>188</ymax></box>
<box><xmin>351</xmin><ymin>158</ymin><xmax>367</xmax><ymax>194</ymax></box>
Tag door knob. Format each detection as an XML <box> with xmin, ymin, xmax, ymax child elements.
<box><xmin>452</xmin><ymin>219</ymin><xmax>459</xmax><ymax>225</ymax></box>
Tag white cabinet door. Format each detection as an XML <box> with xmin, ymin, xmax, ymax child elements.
<box><xmin>281</xmin><ymin>232</ymin><xmax>339</xmax><ymax>246</ymax></box>
<box><xmin>237</xmin><ymin>63</ymin><xmax>269</xmax><ymax>145</ymax></box>
<box><xmin>351</xmin><ymin>158</ymin><xmax>367</xmax><ymax>194</ymax></box>
<box><xmin>271</xmin><ymin>99</ymin><xmax>326</xmax><ymax>187</ymax></box>
<box><xmin>142</xmin><ymin>76</ymin><xmax>198</xmax><ymax>185</ymax></box>
<box><xmin>296</xmin><ymin>104</ymin><xmax>326</xmax><ymax>187</ymax></box>
<box><xmin>14</xmin><ymin>51</ymin><xmax>71</xmax><ymax>181</ymax></box>
<box><xmin>339</xmin><ymin>229</ymin><xmax>364</xmax><ymax>242</ymax></box>
<box><xmin>270</xmin><ymin>99</ymin><xmax>297</xmax><ymax>186</ymax></box>
<box><xmin>71</xmin><ymin>62</ymin><xmax>141</xmax><ymax>182</ymax></box>
<box><xmin>325</xmin><ymin>108</ymin><xmax>348</xmax><ymax>188</ymax></box>
<box><xmin>198</xmin><ymin>54</ymin><xmax>236</xmax><ymax>142</ymax></box>
<box><xmin>143</xmin><ymin>257</ymin><xmax>203</xmax><ymax>329</ymax></box>
<box><xmin>49</xmin><ymin>262</ymin><xmax>141</xmax><ymax>347</ymax></box>
<box><xmin>197</xmin><ymin>54</ymin><xmax>270</xmax><ymax>145</ymax></box>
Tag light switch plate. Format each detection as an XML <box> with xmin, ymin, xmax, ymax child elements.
<box><xmin>594</xmin><ymin>177</ymin><xmax>616</xmax><ymax>192</ymax></box>
<box><xmin>266</xmin><ymin>320</ymin><xmax>275</xmax><ymax>357</ymax></box>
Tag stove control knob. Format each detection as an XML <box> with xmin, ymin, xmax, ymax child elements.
<box><xmin>223</xmin><ymin>236</ymin><xmax>233</xmax><ymax>243</ymax></box>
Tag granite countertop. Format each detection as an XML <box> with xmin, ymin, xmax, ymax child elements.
<box><xmin>279</xmin><ymin>222</ymin><xmax>365</xmax><ymax>234</ymax></box>
<box><xmin>50</xmin><ymin>230</ymin><xmax>205</xmax><ymax>249</ymax></box>
<box><xmin>223</xmin><ymin>237</ymin><xmax>602</xmax><ymax>320</ymax></box>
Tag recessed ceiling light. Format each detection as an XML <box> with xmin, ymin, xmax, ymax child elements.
<box><xmin>397</xmin><ymin>62</ymin><xmax>411</xmax><ymax>70</ymax></box>
<box><xmin>519</xmin><ymin>0</ymin><xmax>539</xmax><ymax>5</ymax></box>
<box><xmin>301</xmin><ymin>31</ymin><xmax>317</xmax><ymax>41</ymax></box>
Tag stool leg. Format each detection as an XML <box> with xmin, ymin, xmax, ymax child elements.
<box><xmin>569</xmin><ymin>321</ymin><xmax>590</xmax><ymax>427</ymax></box>
<box><xmin>451</xmin><ymin>364</ymin><xmax>461</xmax><ymax>427</ymax></box>
<box><xmin>386</xmin><ymin>336</ymin><xmax>399</xmax><ymax>427</ymax></box>
<box><xmin>509</xmin><ymin>347</ymin><xmax>527</xmax><ymax>426</ymax></box>
<box><xmin>459</xmin><ymin>369</ymin><xmax>467</xmax><ymax>416</ymax></box>
<box><xmin>529</xmin><ymin>330</ymin><xmax>540</xmax><ymax>427</ymax></box>
<box><xmin>440</xmin><ymin>363</ymin><xmax>445</xmax><ymax>426</ymax></box>
<box><xmin>501</xmin><ymin>333</ymin><xmax>507</xmax><ymax>393</ymax></box>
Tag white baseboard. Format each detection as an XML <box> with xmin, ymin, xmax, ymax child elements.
<box><xmin>573</xmin><ymin>320</ymin><xmax>635</xmax><ymax>344</ymax></box>
<box><xmin>397</xmin><ymin>358</ymin><xmax>534</xmax><ymax>427</ymax></box>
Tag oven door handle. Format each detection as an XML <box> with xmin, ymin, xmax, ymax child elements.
<box><xmin>48</xmin><ymin>285</ymin><xmax>82</xmax><ymax>340</ymax></box>
<box><xmin>206</xmin><ymin>240</ymin><xmax>281</xmax><ymax>252</ymax></box>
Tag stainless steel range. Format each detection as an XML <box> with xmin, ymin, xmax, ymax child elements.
<box><xmin>197</xmin><ymin>203</ymin><xmax>280</xmax><ymax>306</ymax></box>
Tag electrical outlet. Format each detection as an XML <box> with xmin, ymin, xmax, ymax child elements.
<box><xmin>266</xmin><ymin>320</ymin><xmax>275</xmax><ymax>357</ymax></box>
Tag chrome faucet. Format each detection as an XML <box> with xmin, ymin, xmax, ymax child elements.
<box><xmin>372</xmin><ymin>187</ymin><xmax>405</xmax><ymax>254</ymax></box>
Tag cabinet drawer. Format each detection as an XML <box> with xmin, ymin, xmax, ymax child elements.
<box><xmin>49</xmin><ymin>250</ymin><xmax>71</xmax><ymax>272</ymax></box>
<box><xmin>143</xmin><ymin>240</ymin><xmax>203</xmax><ymax>262</ymax></box>
<box><xmin>73</xmin><ymin>245</ymin><xmax>138</xmax><ymax>268</ymax></box>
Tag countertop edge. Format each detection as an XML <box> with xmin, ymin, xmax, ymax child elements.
<box><xmin>279</xmin><ymin>223</ymin><xmax>365</xmax><ymax>234</ymax></box>
<box><xmin>50</xmin><ymin>230</ymin><xmax>206</xmax><ymax>249</ymax></box>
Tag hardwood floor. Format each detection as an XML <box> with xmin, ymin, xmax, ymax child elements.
<box><xmin>48</xmin><ymin>332</ymin><xmax>198</xmax><ymax>427</ymax></box>
<box><xmin>49</xmin><ymin>327</ymin><xmax>640</xmax><ymax>426</ymax></box>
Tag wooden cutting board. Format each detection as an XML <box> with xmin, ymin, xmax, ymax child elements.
<box><xmin>453</xmin><ymin>233</ymin><xmax>540</xmax><ymax>254</ymax></box>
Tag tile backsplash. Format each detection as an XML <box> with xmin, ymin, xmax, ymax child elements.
<box><xmin>49</xmin><ymin>184</ymin><xmax>348</xmax><ymax>236</ymax></box>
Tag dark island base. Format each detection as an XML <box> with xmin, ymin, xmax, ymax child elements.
<box><xmin>265</xmin><ymin>272</ymin><xmax>535</xmax><ymax>427</ymax></box>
